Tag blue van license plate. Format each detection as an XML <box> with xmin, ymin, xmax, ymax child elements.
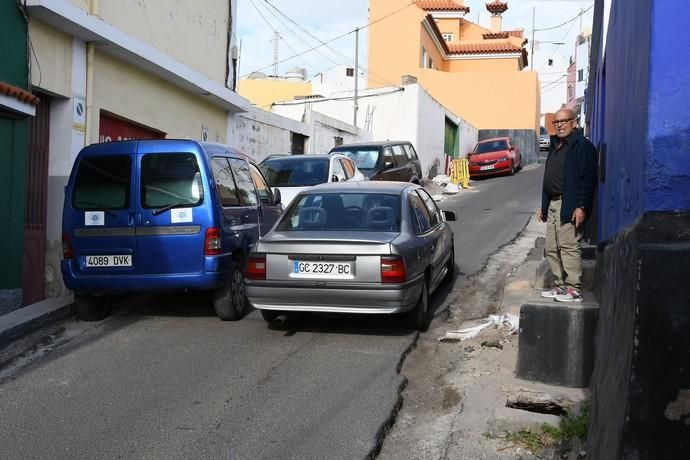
<box><xmin>86</xmin><ymin>255</ymin><xmax>132</xmax><ymax>267</ymax></box>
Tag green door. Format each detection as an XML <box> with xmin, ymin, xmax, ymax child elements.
<box><xmin>444</xmin><ymin>118</ymin><xmax>459</xmax><ymax>159</ymax></box>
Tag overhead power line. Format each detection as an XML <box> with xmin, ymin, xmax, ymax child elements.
<box><xmin>242</xmin><ymin>0</ymin><xmax>418</xmax><ymax>80</ymax></box>
<box><xmin>259</xmin><ymin>0</ymin><xmax>342</xmax><ymax>69</ymax></box>
<box><xmin>270</xmin><ymin>87</ymin><xmax>405</xmax><ymax>107</ymax></box>
<box><xmin>534</xmin><ymin>4</ymin><xmax>594</xmax><ymax>32</ymax></box>
<box><xmin>261</xmin><ymin>0</ymin><xmax>404</xmax><ymax>88</ymax></box>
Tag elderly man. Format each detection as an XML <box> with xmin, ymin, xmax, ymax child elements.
<box><xmin>539</xmin><ymin>108</ymin><xmax>598</xmax><ymax>302</ymax></box>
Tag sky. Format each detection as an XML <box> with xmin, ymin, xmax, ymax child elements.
<box><xmin>236</xmin><ymin>0</ymin><xmax>594</xmax><ymax>83</ymax></box>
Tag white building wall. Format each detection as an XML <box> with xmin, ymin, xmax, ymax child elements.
<box><xmin>459</xmin><ymin>118</ymin><xmax>479</xmax><ymax>159</ymax></box>
<box><xmin>228</xmin><ymin>108</ymin><xmax>306</xmax><ymax>162</ymax></box>
<box><xmin>311</xmin><ymin>65</ymin><xmax>367</xmax><ymax>97</ymax></box>
<box><xmin>530</xmin><ymin>44</ymin><xmax>569</xmax><ymax>119</ymax></box>
<box><xmin>227</xmin><ymin>107</ymin><xmax>370</xmax><ymax>164</ymax></box>
<box><xmin>576</xmin><ymin>40</ymin><xmax>589</xmax><ymax>100</ymax></box>
<box><xmin>308</xmin><ymin>111</ymin><xmax>371</xmax><ymax>153</ymax></box>
<box><xmin>272</xmin><ymin>83</ymin><xmax>477</xmax><ymax>179</ymax></box>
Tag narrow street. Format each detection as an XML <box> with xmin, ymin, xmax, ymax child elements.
<box><xmin>0</xmin><ymin>167</ymin><xmax>542</xmax><ymax>459</ymax></box>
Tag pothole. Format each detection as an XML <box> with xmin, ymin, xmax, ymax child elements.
<box><xmin>505</xmin><ymin>400</ymin><xmax>567</xmax><ymax>416</ymax></box>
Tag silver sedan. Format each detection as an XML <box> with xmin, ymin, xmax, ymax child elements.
<box><xmin>245</xmin><ymin>181</ymin><xmax>456</xmax><ymax>330</ymax></box>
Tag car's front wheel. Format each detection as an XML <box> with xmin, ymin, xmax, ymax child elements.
<box><xmin>213</xmin><ymin>263</ymin><xmax>247</xmax><ymax>321</ymax></box>
<box><xmin>404</xmin><ymin>281</ymin><xmax>429</xmax><ymax>331</ymax></box>
<box><xmin>74</xmin><ymin>293</ymin><xmax>112</xmax><ymax>321</ymax></box>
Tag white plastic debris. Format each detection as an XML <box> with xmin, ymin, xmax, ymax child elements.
<box><xmin>432</xmin><ymin>174</ymin><xmax>451</xmax><ymax>186</ymax></box>
<box><xmin>431</xmin><ymin>194</ymin><xmax>445</xmax><ymax>202</ymax></box>
<box><xmin>443</xmin><ymin>182</ymin><xmax>460</xmax><ymax>194</ymax></box>
<box><xmin>438</xmin><ymin>313</ymin><xmax>520</xmax><ymax>342</ymax></box>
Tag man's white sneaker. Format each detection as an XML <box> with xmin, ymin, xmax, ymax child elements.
<box><xmin>541</xmin><ymin>286</ymin><xmax>565</xmax><ymax>298</ymax></box>
<box><xmin>554</xmin><ymin>288</ymin><xmax>583</xmax><ymax>303</ymax></box>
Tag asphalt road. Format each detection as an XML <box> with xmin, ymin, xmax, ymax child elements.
<box><xmin>443</xmin><ymin>165</ymin><xmax>542</xmax><ymax>276</ymax></box>
<box><xmin>0</xmin><ymin>165</ymin><xmax>543</xmax><ymax>459</ymax></box>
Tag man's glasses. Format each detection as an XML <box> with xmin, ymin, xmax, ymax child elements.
<box><xmin>552</xmin><ymin>118</ymin><xmax>575</xmax><ymax>127</ymax></box>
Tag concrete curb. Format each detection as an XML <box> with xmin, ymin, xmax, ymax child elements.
<box><xmin>0</xmin><ymin>299</ymin><xmax>74</xmax><ymax>351</ymax></box>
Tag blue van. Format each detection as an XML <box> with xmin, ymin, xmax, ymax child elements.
<box><xmin>61</xmin><ymin>139</ymin><xmax>282</xmax><ymax>321</ymax></box>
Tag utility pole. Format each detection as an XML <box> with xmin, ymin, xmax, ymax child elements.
<box><xmin>353</xmin><ymin>27</ymin><xmax>359</xmax><ymax>128</ymax></box>
<box><xmin>530</xmin><ymin>6</ymin><xmax>536</xmax><ymax>71</ymax></box>
<box><xmin>271</xmin><ymin>31</ymin><xmax>279</xmax><ymax>77</ymax></box>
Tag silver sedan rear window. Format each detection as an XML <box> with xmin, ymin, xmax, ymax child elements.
<box><xmin>277</xmin><ymin>193</ymin><xmax>401</xmax><ymax>232</ymax></box>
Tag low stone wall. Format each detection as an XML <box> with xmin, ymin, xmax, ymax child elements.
<box><xmin>588</xmin><ymin>212</ymin><xmax>690</xmax><ymax>459</ymax></box>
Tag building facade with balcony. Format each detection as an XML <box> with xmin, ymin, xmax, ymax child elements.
<box><xmin>367</xmin><ymin>0</ymin><xmax>541</xmax><ymax>162</ymax></box>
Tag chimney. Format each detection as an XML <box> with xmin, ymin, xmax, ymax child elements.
<box><xmin>486</xmin><ymin>1</ymin><xmax>508</xmax><ymax>33</ymax></box>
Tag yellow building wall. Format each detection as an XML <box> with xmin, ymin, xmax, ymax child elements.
<box><xmin>420</xmin><ymin>28</ymin><xmax>445</xmax><ymax>70</ymax></box>
<box><xmin>92</xmin><ymin>52</ymin><xmax>228</xmax><ymax>143</ymax></box>
<box><xmin>416</xmin><ymin>68</ymin><xmax>539</xmax><ymax>131</ymax></box>
<box><xmin>459</xmin><ymin>20</ymin><xmax>489</xmax><ymax>40</ymax></box>
<box><xmin>237</xmin><ymin>79</ymin><xmax>313</xmax><ymax>110</ymax></box>
<box><xmin>435</xmin><ymin>18</ymin><xmax>461</xmax><ymax>39</ymax></box>
<box><xmin>368</xmin><ymin>0</ymin><xmax>537</xmax><ymax>132</ymax></box>
<box><xmin>29</xmin><ymin>20</ymin><xmax>72</xmax><ymax>97</ymax></box>
<box><xmin>69</xmin><ymin>0</ymin><xmax>229</xmax><ymax>85</ymax></box>
<box><xmin>446</xmin><ymin>58</ymin><xmax>519</xmax><ymax>72</ymax></box>
<box><xmin>368</xmin><ymin>0</ymin><xmax>428</xmax><ymax>89</ymax></box>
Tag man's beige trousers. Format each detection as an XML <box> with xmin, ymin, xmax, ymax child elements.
<box><xmin>545</xmin><ymin>198</ymin><xmax>582</xmax><ymax>290</ymax></box>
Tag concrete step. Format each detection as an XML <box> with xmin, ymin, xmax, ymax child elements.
<box><xmin>516</xmin><ymin>300</ymin><xmax>599</xmax><ymax>388</ymax></box>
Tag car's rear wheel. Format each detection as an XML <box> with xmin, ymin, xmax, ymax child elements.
<box><xmin>75</xmin><ymin>293</ymin><xmax>112</xmax><ymax>321</ymax></box>
<box><xmin>213</xmin><ymin>262</ymin><xmax>247</xmax><ymax>321</ymax></box>
<box><xmin>509</xmin><ymin>161</ymin><xmax>515</xmax><ymax>175</ymax></box>
<box><xmin>404</xmin><ymin>281</ymin><xmax>429</xmax><ymax>331</ymax></box>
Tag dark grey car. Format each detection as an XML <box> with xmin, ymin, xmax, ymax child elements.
<box><xmin>245</xmin><ymin>181</ymin><xmax>455</xmax><ymax>330</ymax></box>
<box><xmin>329</xmin><ymin>141</ymin><xmax>423</xmax><ymax>184</ymax></box>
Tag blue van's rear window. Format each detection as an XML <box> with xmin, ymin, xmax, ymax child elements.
<box><xmin>141</xmin><ymin>153</ymin><xmax>203</xmax><ymax>208</ymax></box>
<box><xmin>73</xmin><ymin>155</ymin><xmax>131</xmax><ymax>210</ymax></box>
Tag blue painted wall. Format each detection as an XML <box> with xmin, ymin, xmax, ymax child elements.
<box><xmin>592</xmin><ymin>0</ymin><xmax>690</xmax><ymax>241</ymax></box>
<box><xmin>591</xmin><ymin>0</ymin><xmax>651</xmax><ymax>241</ymax></box>
<box><xmin>646</xmin><ymin>0</ymin><xmax>690</xmax><ymax>212</ymax></box>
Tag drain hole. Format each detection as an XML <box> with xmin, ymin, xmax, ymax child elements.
<box><xmin>506</xmin><ymin>401</ymin><xmax>567</xmax><ymax>416</ymax></box>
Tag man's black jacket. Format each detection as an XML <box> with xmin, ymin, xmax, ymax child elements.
<box><xmin>541</xmin><ymin>133</ymin><xmax>598</xmax><ymax>224</ymax></box>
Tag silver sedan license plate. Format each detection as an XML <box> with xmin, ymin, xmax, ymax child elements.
<box><xmin>86</xmin><ymin>255</ymin><xmax>132</xmax><ymax>267</ymax></box>
<box><xmin>291</xmin><ymin>260</ymin><xmax>353</xmax><ymax>279</ymax></box>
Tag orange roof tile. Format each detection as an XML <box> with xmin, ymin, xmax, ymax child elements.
<box><xmin>0</xmin><ymin>82</ymin><xmax>40</xmax><ymax>106</ymax></box>
<box><xmin>483</xmin><ymin>32</ymin><xmax>510</xmax><ymax>39</ymax></box>
<box><xmin>447</xmin><ymin>40</ymin><xmax>522</xmax><ymax>54</ymax></box>
<box><xmin>417</xmin><ymin>0</ymin><xmax>470</xmax><ymax>13</ymax></box>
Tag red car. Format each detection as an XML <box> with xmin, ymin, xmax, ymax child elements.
<box><xmin>468</xmin><ymin>137</ymin><xmax>522</xmax><ymax>178</ymax></box>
